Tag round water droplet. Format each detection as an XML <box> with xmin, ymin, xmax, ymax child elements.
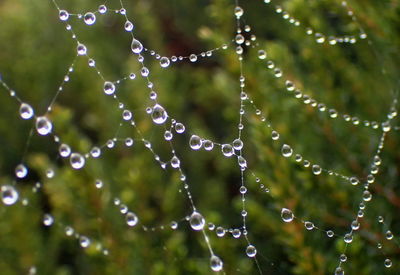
<box><xmin>15</xmin><ymin>164</ymin><xmax>28</xmax><ymax>178</ymax></box>
<box><xmin>233</xmin><ymin>139</ymin><xmax>243</xmax><ymax>150</ymax></box>
<box><xmin>312</xmin><ymin>165</ymin><xmax>322</xmax><ymax>175</ymax></box>
<box><xmin>315</xmin><ymin>33</ymin><xmax>325</xmax><ymax>43</ymax></box>
<box><xmin>122</xmin><ymin>110</ymin><xmax>132</xmax><ymax>120</ymax></box>
<box><xmin>210</xmin><ymin>255</ymin><xmax>223</xmax><ymax>272</ymax></box>
<box><xmin>351</xmin><ymin>220</ymin><xmax>360</xmax><ymax>230</ymax></box>
<box><xmin>59</xmin><ymin>144</ymin><xmax>71</xmax><ymax>158</ymax></box>
<box><xmin>203</xmin><ymin>140</ymin><xmax>214</xmax><ymax>151</ymax></box>
<box><xmin>234</xmin><ymin>6</ymin><xmax>244</xmax><ymax>18</ymax></box>
<box><xmin>304</xmin><ymin>221</ymin><xmax>314</xmax><ymax>230</ymax></box>
<box><xmin>246</xmin><ymin>245</ymin><xmax>257</xmax><ymax>257</ymax></box>
<box><xmin>384</xmin><ymin>258</ymin><xmax>392</xmax><ymax>268</ymax></box>
<box><xmin>126</xmin><ymin>212</ymin><xmax>138</xmax><ymax>227</ymax></box>
<box><xmin>1</xmin><ymin>185</ymin><xmax>19</xmax><ymax>205</ymax></box>
<box><xmin>340</xmin><ymin>254</ymin><xmax>347</xmax><ymax>262</ymax></box>
<box><xmin>36</xmin><ymin>116</ymin><xmax>52</xmax><ymax>136</ymax></box>
<box><xmin>238</xmin><ymin>156</ymin><xmax>247</xmax><ymax>168</ymax></box>
<box><xmin>43</xmin><ymin>214</ymin><xmax>54</xmax><ymax>226</ymax></box>
<box><xmin>79</xmin><ymin>236</ymin><xmax>90</xmax><ymax>248</ymax></box>
<box><xmin>95</xmin><ymin>179</ymin><xmax>103</xmax><ymax>189</ymax></box>
<box><xmin>103</xmin><ymin>81</ymin><xmax>115</xmax><ymax>95</ymax></box>
<box><xmin>281</xmin><ymin>208</ymin><xmax>294</xmax><ymax>222</ymax></box>
<box><xmin>334</xmin><ymin>267</ymin><xmax>344</xmax><ymax>275</ymax></box>
<box><xmin>59</xmin><ymin>10</ymin><xmax>69</xmax><ymax>21</ymax></box>
<box><xmin>221</xmin><ymin>144</ymin><xmax>234</xmax><ymax>157</ymax></box>
<box><xmin>164</xmin><ymin>130</ymin><xmax>173</xmax><ymax>141</ymax></box>
<box><xmin>216</xmin><ymin>227</ymin><xmax>225</xmax><ymax>237</ymax></box>
<box><xmin>349</xmin><ymin>177</ymin><xmax>359</xmax><ymax>186</ymax></box>
<box><xmin>189</xmin><ymin>211</ymin><xmax>205</xmax><ymax>230</ymax></box>
<box><xmin>19</xmin><ymin>103</ymin><xmax>34</xmax><ymax>119</ymax></box>
<box><xmin>98</xmin><ymin>5</ymin><xmax>107</xmax><ymax>14</ymax></box>
<box><xmin>362</xmin><ymin>190</ymin><xmax>372</xmax><ymax>202</ymax></box>
<box><xmin>151</xmin><ymin>104</ymin><xmax>168</xmax><ymax>124</ymax></box>
<box><xmin>131</xmin><ymin>39</ymin><xmax>143</xmax><ymax>54</ymax></box>
<box><xmin>189</xmin><ymin>135</ymin><xmax>202</xmax><ymax>150</ymax></box>
<box><xmin>171</xmin><ymin>156</ymin><xmax>180</xmax><ymax>168</ymax></box>
<box><xmin>258</xmin><ymin>50</ymin><xmax>267</xmax><ymax>60</ymax></box>
<box><xmin>326</xmin><ymin>230</ymin><xmax>334</xmax><ymax>237</ymax></box>
<box><xmin>281</xmin><ymin>144</ymin><xmax>293</xmax><ymax>157</ymax></box>
<box><xmin>70</xmin><ymin>153</ymin><xmax>85</xmax><ymax>169</ymax></box>
<box><xmin>160</xmin><ymin>57</ymin><xmax>170</xmax><ymax>68</ymax></box>
<box><xmin>235</xmin><ymin>34</ymin><xmax>245</xmax><ymax>45</ymax></box>
<box><xmin>175</xmin><ymin>122</ymin><xmax>185</xmax><ymax>133</ymax></box>
<box><xmin>271</xmin><ymin>131</ymin><xmax>280</xmax><ymax>140</ymax></box>
<box><xmin>344</xmin><ymin>233</ymin><xmax>353</xmax><ymax>243</ymax></box>
<box><xmin>385</xmin><ymin>230</ymin><xmax>393</xmax><ymax>240</ymax></box>
<box><xmin>189</xmin><ymin>54</ymin><xmax>198</xmax><ymax>62</ymax></box>
<box><xmin>124</xmin><ymin>20</ymin><xmax>134</xmax><ymax>31</ymax></box>
<box><xmin>77</xmin><ymin>43</ymin><xmax>87</xmax><ymax>55</ymax></box>
<box><xmin>84</xmin><ymin>12</ymin><xmax>96</xmax><ymax>25</ymax></box>
<box><xmin>90</xmin><ymin>147</ymin><xmax>101</xmax><ymax>158</ymax></box>
<box><xmin>232</xmin><ymin>229</ymin><xmax>241</xmax><ymax>238</ymax></box>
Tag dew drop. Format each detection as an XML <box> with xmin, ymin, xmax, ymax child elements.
<box><xmin>15</xmin><ymin>164</ymin><xmax>28</xmax><ymax>179</ymax></box>
<box><xmin>281</xmin><ymin>208</ymin><xmax>294</xmax><ymax>222</ymax></box>
<box><xmin>1</xmin><ymin>185</ymin><xmax>19</xmax><ymax>205</ymax></box>
<box><xmin>59</xmin><ymin>10</ymin><xmax>69</xmax><ymax>21</ymax></box>
<box><xmin>312</xmin><ymin>165</ymin><xmax>322</xmax><ymax>175</ymax></box>
<box><xmin>221</xmin><ymin>144</ymin><xmax>234</xmax><ymax>157</ymax></box>
<box><xmin>334</xmin><ymin>267</ymin><xmax>344</xmax><ymax>275</ymax></box>
<box><xmin>246</xmin><ymin>245</ymin><xmax>257</xmax><ymax>257</ymax></box>
<box><xmin>281</xmin><ymin>144</ymin><xmax>293</xmax><ymax>157</ymax></box>
<box><xmin>79</xmin><ymin>236</ymin><xmax>90</xmax><ymax>248</ymax></box>
<box><xmin>385</xmin><ymin>230</ymin><xmax>393</xmax><ymax>240</ymax></box>
<box><xmin>344</xmin><ymin>233</ymin><xmax>353</xmax><ymax>243</ymax></box>
<box><xmin>171</xmin><ymin>156</ymin><xmax>180</xmax><ymax>168</ymax></box>
<box><xmin>304</xmin><ymin>221</ymin><xmax>314</xmax><ymax>230</ymax></box>
<box><xmin>160</xmin><ymin>57</ymin><xmax>170</xmax><ymax>68</ymax></box>
<box><xmin>189</xmin><ymin>135</ymin><xmax>202</xmax><ymax>150</ymax></box>
<box><xmin>59</xmin><ymin>144</ymin><xmax>71</xmax><ymax>158</ymax></box>
<box><xmin>19</xmin><ymin>103</ymin><xmax>34</xmax><ymax>119</ymax></box>
<box><xmin>203</xmin><ymin>140</ymin><xmax>214</xmax><ymax>151</ymax></box>
<box><xmin>131</xmin><ymin>38</ymin><xmax>143</xmax><ymax>54</ymax></box>
<box><xmin>238</xmin><ymin>156</ymin><xmax>247</xmax><ymax>168</ymax></box>
<box><xmin>216</xmin><ymin>227</ymin><xmax>225</xmax><ymax>237</ymax></box>
<box><xmin>126</xmin><ymin>212</ymin><xmax>139</xmax><ymax>227</ymax></box>
<box><xmin>326</xmin><ymin>230</ymin><xmax>334</xmax><ymax>237</ymax></box>
<box><xmin>384</xmin><ymin>258</ymin><xmax>392</xmax><ymax>268</ymax></box>
<box><xmin>210</xmin><ymin>255</ymin><xmax>223</xmax><ymax>272</ymax></box>
<box><xmin>70</xmin><ymin>153</ymin><xmax>85</xmax><ymax>169</ymax></box>
<box><xmin>124</xmin><ymin>20</ymin><xmax>134</xmax><ymax>31</ymax></box>
<box><xmin>258</xmin><ymin>50</ymin><xmax>267</xmax><ymax>60</ymax></box>
<box><xmin>189</xmin><ymin>54</ymin><xmax>198</xmax><ymax>62</ymax></box>
<box><xmin>43</xmin><ymin>214</ymin><xmax>54</xmax><ymax>226</ymax></box>
<box><xmin>189</xmin><ymin>211</ymin><xmax>205</xmax><ymax>231</ymax></box>
<box><xmin>98</xmin><ymin>5</ymin><xmax>107</xmax><ymax>14</ymax></box>
<box><xmin>151</xmin><ymin>104</ymin><xmax>168</xmax><ymax>124</ymax></box>
<box><xmin>175</xmin><ymin>122</ymin><xmax>185</xmax><ymax>133</ymax></box>
<box><xmin>103</xmin><ymin>81</ymin><xmax>115</xmax><ymax>95</ymax></box>
<box><xmin>233</xmin><ymin>139</ymin><xmax>243</xmax><ymax>150</ymax></box>
<box><xmin>35</xmin><ymin>116</ymin><xmax>52</xmax><ymax>136</ymax></box>
<box><xmin>77</xmin><ymin>43</ymin><xmax>87</xmax><ymax>55</ymax></box>
<box><xmin>362</xmin><ymin>190</ymin><xmax>372</xmax><ymax>202</ymax></box>
<box><xmin>83</xmin><ymin>12</ymin><xmax>96</xmax><ymax>25</ymax></box>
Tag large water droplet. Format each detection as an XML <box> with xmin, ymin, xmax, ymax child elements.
<box><xmin>126</xmin><ymin>212</ymin><xmax>138</xmax><ymax>227</ymax></box>
<box><xmin>79</xmin><ymin>236</ymin><xmax>91</xmax><ymax>248</ymax></box>
<box><xmin>1</xmin><ymin>185</ymin><xmax>19</xmax><ymax>205</ymax></box>
<box><xmin>312</xmin><ymin>165</ymin><xmax>322</xmax><ymax>175</ymax></box>
<box><xmin>232</xmin><ymin>139</ymin><xmax>243</xmax><ymax>150</ymax></box>
<box><xmin>281</xmin><ymin>208</ymin><xmax>294</xmax><ymax>222</ymax></box>
<box><xmin>175</xmin><ymin>122</ymin><xmax>185</xmax><ymax>133</ymax></box>
<box><xmin>246</xmin><ymin>245</ymin><xmax>257</xmax><ymax>257</ymax></box>
<box><xmin>189</xmin><ymin>135</ymin><xmax>202</xmax><ymax>150</ymax></box>
<box><xmin>160</xmin><ymin>57</ymin><xmax>170</xmax><ymax>68</ymax></box>
<box><xmin>151</xmin><ymin>104</ymin><xmax>168</xmax><ymax>124</ymax></box>
<box><xmin>344</xmin><ymin>233</ymin><xmax>353</xmax><ymax>243</ymax></box>
<box><xmin>124</xmin><ymin>20</ymin><xmax>134</xmax><ymax>31</ymax></box>
<box><xmin>59</xmin><ymin>144</ymin><xmax>71</xmax><ymax>158</ymax></box>
<box><xmin>103</xmin><ymin>81</ymin><xmax>115</xmax><ymax>95</ymax></box>
<box><xmin>189</xmin><ymin>211</ymin><xmax>205</xmax><ymax>230</ymax></box>
<box><xmin>70</xmin><ymin>153</ymin><xmax>85</xmax><ymax>169</ymax></box>
<box><xmin>84</xmin><ymin>12</ymin><xmax>96</xmax><ymax>25</ymax></box>
<box><xmin>281</xmin><ymin>144</ymin><xmax>293</xmax><ymax>157</ymax></box>
<box><xmin>131</xmin><ymin>39</ymin><xmax>143</xmax><ymax>54</ymax></box>
<box><xmin>77</xmin><ymin>43</ymin><xmax>87</xmax><ymax>55</ymax></box>
<box><xmin>19</xmin><ymin>103</ymin><xmax>34</xmax><ymax>119</ymax></box>
<box><xmin>210</xmin><ymin>255</ymin><xmax>223</xmax><ymax>272</ymax></box>
<box><xmin>59</xmin><ymin>10</ymin><xmax>69</xmax><ymax>21</ymax></box>
<box><xmin>36</xmin><ymin>116</ymin><xmax>52</xmax><ymax>136</ymax></box>
<box><xmin>221</xmin><ymin>144</ymin><xmax>234</xmax><ymax>157</ymax></box>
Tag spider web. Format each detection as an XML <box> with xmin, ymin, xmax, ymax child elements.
<box><xmin>0</xmin><ymin>0</ymin><xmax>399</xmax><ymax>274</ymax></box>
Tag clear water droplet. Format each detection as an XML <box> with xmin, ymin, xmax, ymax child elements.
<box><xmin>70</xmin><ymin>153</ymin><xmax>85</xmax><ymax>169</ymax></box>
<box><xmin>59</xmin><ymin>144</ymin><xmax>71</xmax><ymax>158</ymax></box>
<box><xmin>233</xmin><ymin>139</ymin><xmax>243</xmax><ymax>150</ymax></box>
<box><xmin>59</xmin><ymin>10</ymin><xmax>69</xmax><ymax>21</ymax></box>
<box><xmin>189</xmin><ymin>135</ymin><xmax>202</xmax><ymax>150</ymax></box>
<box><xmin>43</xmin><ymin>214</ymin><xmax>54</xmax><ymax>226</ymax></box>
<box><xmin>35</xmin><ymin>116</ymin><xmax>52</xmax><ymax>135</ymax></box>
<box><xmin>171</xmin><ymin>156</ymin><xmax>180</xmax><ymax>168</ymax></box>
<box><xmin>126</xmin><ymin>212</ymin><xmax>138</xmax><ymax>227</ymax></box>
<box><xmin>344</xmin><ymin>233</ymin><xmax>353</xmax><ymax>243</ymax></box>
<box><xmin>203</xmin><ymin>140</ymin><xmax>214</xmax><ymax>151</ymax></box>
<box><xmin>1</xmin><ymin>185</ymin><xmax>19</xmax><ymax>205</ymax></box>
<box><xmin>77</xmin><ymin>43</ymin><xmax>87</xmax><ymax>55</ymax></box>
<box><xmin>385</xmin><ymin>230</ymin><xmax>393</xmax><ymax>240</ymax></box>
<box><xmin>160</xmin><ymin>57</ymin><xmax>170</xmax><ymax>68</ymax></box>
<box><xmin>19</xmin><ymin>103</ymin><xmax>34</xmax><ymax>119</ymax></box>
<box><xmin>312</xmin><ymin>165</ymin><xmax>322</xmax><ymax>175</ymax></box>
<box><xmin>151</xmin><ymin>104</ymin><xmax>168</xmax><ymax>124</ymax></box>
<box><xmin>281</xmin><ymin>208</ymin><xmax>294</xmax><ymax>222</ymax></box>
<box><xmin>189</xmin><ymin>211</ymin><xmax>205</xmax><ymax>230</ymax></box>
<box><xmin>334</xmin><ymin>267</ymin><xmax>344</xmax><ymax>275</ymax></box>
<box><xmin>246</xmin><ymin>245</ymin><xmax>257</xmax><ymax>257</ymax></box>
<box><xmin>189</xmin><ymin>54</ymin><xmax>198</xmax><ymax>62</ymax></box>
<box><xmin>304</xmin><ymin>221</ymin><xmax>314</xmax><ymax>230</ymax></box>
<box><xmin>124</xmin><ymin>20</ymin><xmax>134</xmax><ymax>31</ymax></box>
<box><xmin>210</xmin><ymin>255</ymin><xmax>223</xmax><ymax>272</ymax></box>
<box><xmin>281</xmin><ymin>144</ymin><xmax>293</xmax><ymax>157</ymax></box>
<box><xmin>384</xmin><ymin>258</ymin><xmax>392</xmax><ymax>268</ymax></box>
<box><xmin>258</xmin><ymin>50</ymin><xmax>267</xmax><ymax>60</ymax></box>
<box><xmin>221</xmin><ymin>144</ymin><xmax>234</xmax><ymax>157</ymax></box>
<box><xmin>84</xmin><ymin>12</ymin><xmax>96</xmax><ymax>25</ymax></box>
<box><xmin>131</xmin><ymin>39</ymin><xmax>143</xmax><ymax>54</ymax></box>
<box><xmin>103</xmin><ymin>81</ymin><xmax>115</xmax><ymax>95</ymax></box>
<box><xmin>98</xmin><ymin>5</ymin><xmax>107</xmax><ymax>14</ymax></box>
<box><xmin>79</xmin><ymin>236</ymin><xmax>90</xmax><ymax>248</ymax></box>
<box><xmin>15</xmin><ymin>164</ymin><xmax>28</xmax><ymax>178</ymax></box>
<box><xmin>175</xmin><ymin>122</ymin><xmax>185</xmax><ymax>133</ymax></box>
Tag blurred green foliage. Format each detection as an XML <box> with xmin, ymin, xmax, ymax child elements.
<box><xmin>0</xmin><ymin>0</ymin><xmax>399</xmax><ymax>274</ymax></box>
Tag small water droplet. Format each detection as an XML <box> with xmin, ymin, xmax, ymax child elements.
<box><xmin>160</xmin><ymin>57</ymin><xmax>170</xmax><ymax>68</ymax></box>
<box><xmin>124</xmin><ymin>20</ymin><xmax>134</xmax><ymax>31</ymax></box>
<box><xmin>1</xmin><ymin>185</ymin><xmax>19</xmax><ymax>205</ymax></box>
<box><xmin>43</xmin><ymin>214</ymin><xmax>54</xmax><ymax>226</ymax></box>
<box><xmin>126</xmin><ymin>212</ymin><xmax>139</xmax><ymax>227</ymax></box>
<box><xmin>246</xmin><ymin>245</ymin><xmax>257</xmax><ymax>257</ymax></box>
<box><xmin>77</xmin><ymin>43</ymin><xmax>87</xmax><ymax>55</ymax></box>
<box><xmin>312</xmin><ymin>165</ymin><xmax>322</xmax><ymax>175</ymax></box>
<box><xmin>151</xmin><ymin>104</ymin><xmax>168</xmax><ymax>124</ymax></box>
<box><xmin>19</xmin><ymin>103</ymin><xmax>34</xmax><ymax>119</ymax></box>
<box><xmin>210</xmin><ymin>255</ymin><xmax>223</xmax><ymax>272</ymax></box>
<box><xmin>59</xmin><ymin>10</ymin><xmax>69</xmax><ymax>21</ymax></box>
<box><xmin>281</xmin><ymin>208</ymin><xmax>294</xmax><ymax>222</ymax></box>
<box><xmin>84</xmin><ymin>12</ymin><xmax>96</xmax><ymax>25</ymax></box>
<box><xmin>131</xmin><ymin>39</ymin><xmax>143</xmax><ymax>54</ymax></box>
<box><xmin>281</xmin><ymin>144</ymin><xmax>293</xmax><ymax>157</ymax></box>
<box><xmin>189</xmin><ymin>211</ymin><xmax>205</xmax><ymax>230</ymax></box>
<box><xmin>70</xmin><ymin>153</ymin><xmax>85</xmax><ymax>169</ymax></box>
<box><xmin>36</xmin><ymin>116</ymin><xmax>52</xmax><ymax>135</ymax></box>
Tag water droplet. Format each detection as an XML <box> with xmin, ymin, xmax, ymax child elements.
<box><xmin>203</xmin><ymin>140</ymin><xmax>214</xmax><ymax>151</ymax></box>
<box><xmin>334</xmin><ymin>267</ymin><xmax>344</xmax><ymax>275</ymax></box>
<box><xmin>189</xmin><ymin>211</ymin><xmax>205</xmax><ymax>230</ymax></box>
<box><xmin>315</xmin><ymin>33</ymin><xmax>325</xmax><ymax>43</ymax></box>
<box><xmin>15</xmin><ymin>164</ymin><xmax>28</xmax><ymax>179</ymax></box>
<box><xmin>95</xmin><ymin>179</ymin><xmax>103</xmax><ymax>189</ymax></box>
<box><xmin>175</xmin><ymin>122</ymin><xmax>185</xmax><ymax>133</ymax></box>
<box><xmin>233</xmin><ymin>139</ymin><xmax>243</xmax><ymax>150</ymax></box>
<box><xmin>70</xmin><ymin>153</ymin><xmax>85</xmax><ymax>169</ymax></box>
<box><xmin>124</xmin><ymin>20</ymin><xmax>134</xmax><ymax>31</ymax></box>
<box><xmin>349</xmin><ymin>177</ymin><xmax>359</xmax><ymax>185</ymax></box>
<box><xmin>19</xmin><ymin>103</ymin><xmax>34</xmax><ymax>119</ymax></box>
<box><xmin>281</xmin><ymin>144</ymin><xmax>293</xmax><ymax>157</ymax></box>
<box><xmin>234</xmin><ymin>6</ymin><xmax>244</xmax><ymax>18</ymax></box>
<box><xmin>216</xmin><ymin>227</ymin><xmax>225</xmax><ymax>237</ymax></box>
<box><xmin>384</xmin><ymin>258</ymin><xmax>392</xmax><ymax>268</ymax></box>
<box><xmin>351</xmin><ymin>220</ymin><xmax>360</xmax><ymax>230</ymax></box>
<box><xmin>1</xmin><ymin>185</ymin><xmax>18</xmax><ymax>205</ymax></box>
<box><xmin>98</xmin><ymin>5</ymin><xmax>107</xmax><ymax>14</ymax></box>
<box><xmin>235</xmin><ymin>34</ymin><xmax>245</xmax><ymax>45</ymax></box>
<box><xmin>171</xmin><ymin>156</ymin><xmax>180</xmax><ymax>168</ymax></box>
<box><xmin>232</xmin><ymin>229</ymin><xmax>241</xmax><ymax>238</ymax></box>
<box><xmin>281</xmin><ymin>208</ymin><xmax>294</xmax><ymax>222</ymax></box>
<box><xmin>126</xmin><ymin>212</ymin><xmax>138</xmax><ymax>227</ymax></box>
<box><xmin>79</xmin><ymin>236</ymin><xmax>90</xmax><ymax>248</ymax></box>
<box><xmin>246</xmin><ymin>245</ymin><xmax>257</xmax><ymax>257</ymax></box>
<box><xmin>344</xmin><ymin>233</ymin><xmax>353</xmax><ymax>243</ymax></box>
<box><xmin>103</xmin><ymin>81</ymin><xmax>115</xmax><ymax>95</ymax></box>
<box><xmin>77</xmin><ymin>43</ymin><xmax>87</xmax><ymax>55</ymax></box>
<box><xmin>131</xmin><ymin>38</ymin><xmax>143</xmax><ymax>54</ymax></box>
<box><xmin>189</xmin><ymin>54</ymin><xmax>197</xmax><ymax>62</ymax></box>
<box><xmin>84</xmin><ymin>12</ymin><xmax>96</xmax><ymax>25</ymax></box>
<box><xmin>210</xmin><ymin>255</ymin><xmax>223</xmax><ymax>272</ymax></box>
<box><xmin>151</xmin><ymin>104</ymin><xmax>168</xmax><ymax>124</ymax></box>
<box><xmin>385</xmin><ymin>230</ymin><xmax>393</xmax><ymax>240</ymax></box>
<box><xmin>160</xmin><ymin>57</ymin><xmax>170</xmax><ymax>68</ymax></box>
<box><xmin>326</xmin><ymin>230</ymin><xmax>334</xmax><ymax>237</ymax></box>
<box><xmin>90</xmin><ymin>147</ymin><xmax>101</xmax><ymax>158</ymax></box>
<box><xmin>122</xmin><ymin>110</ymin><xmax>132</xmax><ymax>120</ymax></box>
<box><xmin>362</xmin><ymin>190</ymin><xmax>372</xmax><ymax>202</ymax></box>
<box><xmin>340</xmin><ymin>254</ymin><xmax>347</xmax><ymax>262</ymax></box>
<box><xmin>43</xmin><ymin>214</ymin><xmax>54</xmax><ymax>226</ymax></box>
<box><xmin>35</xmin><ymin>116</ymin><xmax>52</xmax><ymax>135</ymax></box>
<box><xmin>59</xmin><ymin>144</ymin><xmax>71</xmax><ymax>158</ymax></box>
<box><xmin>238</xmin><ymin>156</ymin><xmax>247</xmax><ymax>168</ymax></box>
<box><xmin>59</xmin><ymin>10</ymin><xmax>69</xmax><ymax>21</ymax></box>
<box><xmin>164</xmin><ymin>130</ymin><xmax>173</xmax><ymax>141</ymax></box>
<box><xmin>189</xmin><ymin>135</ymin><xmax>202</xmax><ymax>150</ymax></box>
<box><xmin>258</xmin><ymin>50</ymin><xmax>267</xmax><ymax>60</ymax></box>
<box><xmin>312</xmin><ymin>165</ymin><xmax>322</xmax><ymax>175</ymax></box>
<box><xmin>221</xmin><ymin>144</ymin><xmax>234</xmax><ymax>157</ymax></box>
<box><xmin>304</xmin><ymin>221</ymin><xmax>314</xmax><ymax>230</ymax></box>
